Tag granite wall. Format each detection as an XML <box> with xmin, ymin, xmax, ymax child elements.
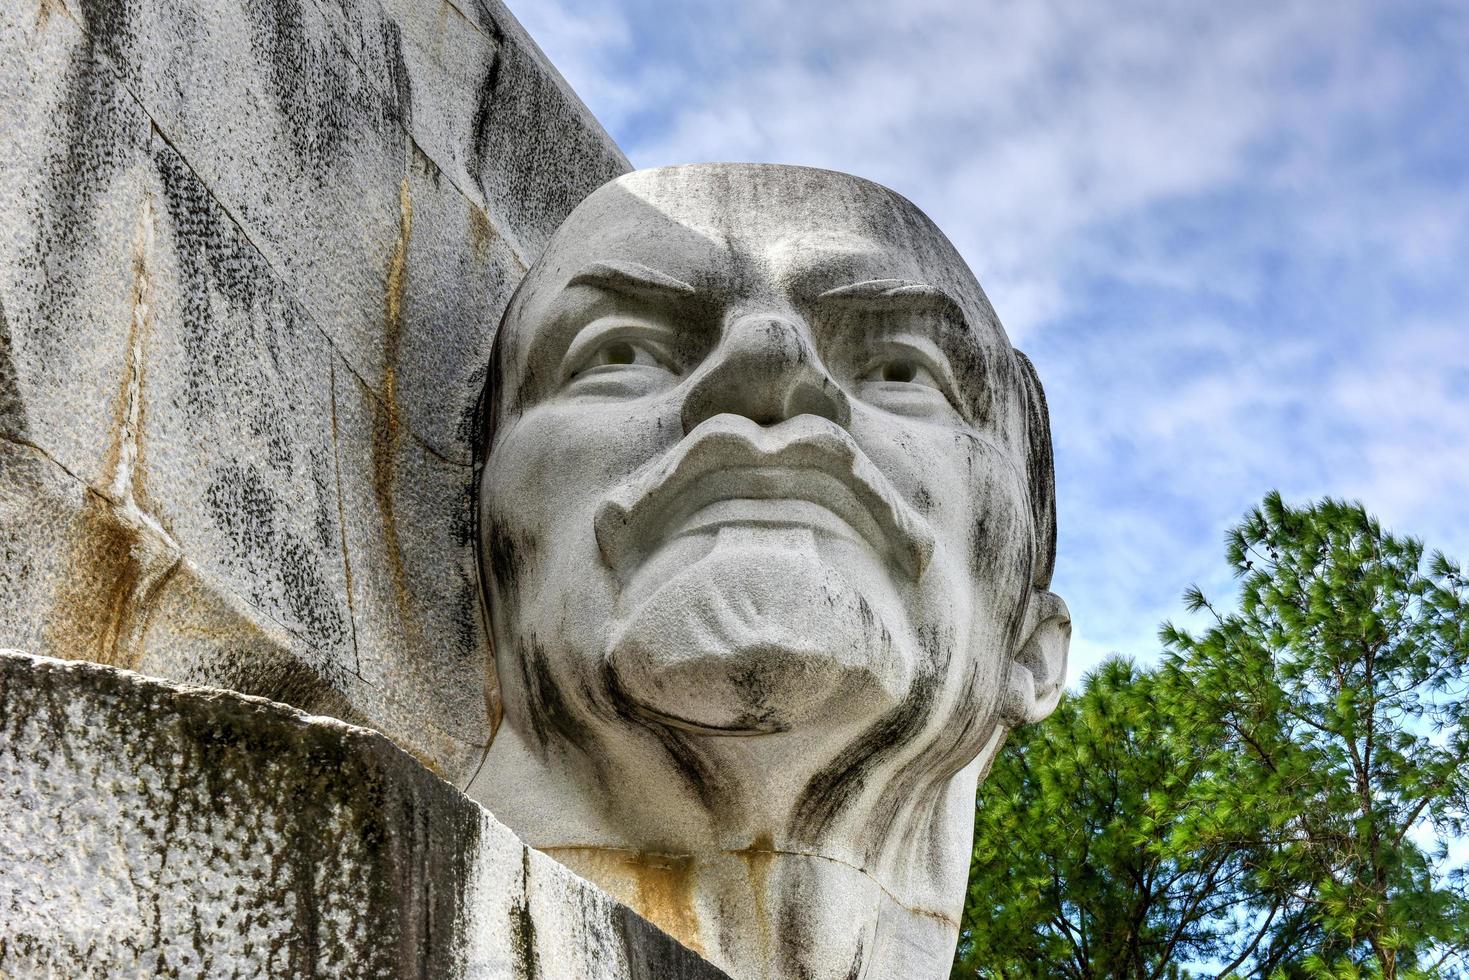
<box><xmin>0</xmin><ymin>0</ymin><xmax>630</xmax><ymax>786</ymax></box>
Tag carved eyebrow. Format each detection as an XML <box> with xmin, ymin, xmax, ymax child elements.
<box><xmin>565</xmin><ymin>260</ymin><xmax>697</xmax><ymax>299</ymax></box>
<box><xmin>816</xmin><ymin>278</ymin><xmax>962</xmax><ymax>312</ymax></box>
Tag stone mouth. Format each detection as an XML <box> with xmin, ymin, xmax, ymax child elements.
<box><xmin>628</xmin><ymin>701</ymin><xmax>788</xmax><ymax>736</ymax></box>
<box><xmin>666</xmin><ymin>484</ymin><xmax>875</xmax><ymax>552</ymax></box>
<box><xmin>593</xmin><ymin>416</ymin><xmax>934</xmax><ymax>580</ymax></box>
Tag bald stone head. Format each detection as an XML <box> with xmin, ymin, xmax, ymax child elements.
<box><xmin>474</xmin><ymin>162</ymin><xmax>1067</xmax><ymax>854</ymax></box>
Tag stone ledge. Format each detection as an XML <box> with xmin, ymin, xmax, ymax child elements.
<box><xmin>0</xmin><ymin>649</ymin><xmax>729</xmax><ymax>979</ymax></box>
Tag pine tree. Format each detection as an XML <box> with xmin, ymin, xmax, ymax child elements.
<box><xmin>1161</xmin><ymin>493</ymin><xmax>1469</xmax><ymax>978</ymax></box>
<box><xmin>954</xmin><ymin>494</ymin><xmax>1469</xmax><ymax>979</ymax></box>
<box><xmin>954</xmin><ymin>658</ymin><xmax>1264</xmax><ymax>979</ymax></box>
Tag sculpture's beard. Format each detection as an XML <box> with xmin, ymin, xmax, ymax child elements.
<box><xmin>606</xmin><ymin>522</ymin><xmax>913</xmax><ymax>735</ymax></box>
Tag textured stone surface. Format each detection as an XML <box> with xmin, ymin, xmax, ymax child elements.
<box><xmin>1</xmin><ymin>2</ymin><xmax>1076</xmax><ymax>975</ymax></box>
<box><xmin>467</xmin><ymin>164</ymin><xmax>1071</xmax><ymax>979</ymax></box>
<box><xmin>0</xmin><ymin>0</ymin><xmax>629</xmax><ymax>785</ymax></box>
<box><xmin>0</xmin><ymin>648</ymin><xmax>728</xmax><ymax>979</ymax></box>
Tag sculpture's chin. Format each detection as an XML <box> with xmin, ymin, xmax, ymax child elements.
<box><xmin>606</xmin><ymin>540</ymin><xmax>911</xmax><ymax>734</ymax></box>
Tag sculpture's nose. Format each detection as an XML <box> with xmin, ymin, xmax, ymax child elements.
<box><xmin>680</xmin><ymin>313</ymin><xmax>851</xmax><ymax>433</ymax></box>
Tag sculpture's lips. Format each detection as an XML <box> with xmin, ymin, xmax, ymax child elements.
<box><xmin>594</xmin><ymin>416</ymin><xmax>935</xmax><ymax>579</ymax></box>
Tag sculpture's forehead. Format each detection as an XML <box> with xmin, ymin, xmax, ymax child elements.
<box><xmin>535</xmin><ymin>164</ymin><xmax>994</xmax><ymax>311</ymax></box>
<box><xmin>606</xmin><ymin>164</ymin><xmax>936</xmax><ymax>251</ymax></box>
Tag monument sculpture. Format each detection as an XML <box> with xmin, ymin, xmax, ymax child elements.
<box><xmin>0</xmin><ymin>1</ymin><xmax>1067</xmax><ymax>976</ymax></box>
<box><xmin>469</xmin><ymin>163</ymin><xmax>1070</xmax><ymax>979</ymax></box>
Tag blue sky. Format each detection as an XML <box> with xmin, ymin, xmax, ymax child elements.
<box><xmin>516</xmin><ymin>0</ymin><xmax>1469</xmax><ymax>684</ymax></box>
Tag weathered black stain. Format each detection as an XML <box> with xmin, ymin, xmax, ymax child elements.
<box><xmin>153</xmin><ymin>120</ymin><xmax>348</xmax><ymax>609</ymax></box>
<box><xmin>288</xmin><ymin>767</ymin><xmax>325</xmax><ymax>974</ymax></box>
<box><xmin>614</xmin><ymin>903</ymin><xmax>732</xmax><ymax>980</ymax></box>
<box><xmin>510</xmin><ymin>847</ymin><xmax>539</xmax><ymax>980</ymax></box>
<box><xmin>842</xmin><ymin>939</ymin><xmax>866</xmax><ymax>980</ymax></box>
<box><xmin>790</xmin><ymin>667</ymin><xmax>942</xmax><ymax>842</ymax></box>
<box><xmin>154</xmin><ymin>134</ymin><xmax>266</xmax><ymax>413</ymax></box>
<box><xmin>0</xmin><ymin>298</ymin><xmax>27</xmax><ymax>440</ymax></box>
<box><xmin>468</xmin><ymin>19</ymin><xmax>508</xmax><ymax>179</ymax></box>
<box><xmin>954</xmin><ymin>427</ymin><xmax>1040</xmax><ymax>593</ymax></box>
<box><xmin>969</xmin><ymin>512</ymin><xmax>999</xmax><ymax>583</ymax></box>
<box><xmin>602</xmin><ymin>662</ymin><xmax>723</xmax><ymax>812</ymax></box>
<box><xmin>468</xmin><ymin>297</ymin><xmax>518</xmax><ymax>702</ymax></box>
<box><xmin>482</xmin><ymin>516</ymin><xmax>536</xmax><ymax>597</ymax></box>
<box><xmin>309</xmin><ymin>444</ymin><xmax>337</xmax><ymax>551</ymax></box>
<box><xmin>155</xmin><ymin>145</ymin><xmax>263</xmax><ymax>312</ymax></box>
<box><xmin>727</xmin><ymin>660</ymin><xmax>783</xmax><ymax>733</ymax></box>
<box><xmin>469</xmin><ymin>15</ymin><xmax>629</xmax><ymax>238</ymax></box>
<box><xmin>72</xmin><ymin>0</ymin><xmax>134</xmax><ymax>54</ymax></box>
<box><xmin>250</xmin><ymin>0</ymin><xmax>353</xmax><ymax>178</ymax></box>
<box><xmin>185</xmin><ymin>644</ymin><xmax>365</xmax><ymax>725</ymax></box>
<box><xmin>1013</xmin><ymin>348</ymin><xmax>1057</xmax><ymax>589</ymax></box>
<box><xmin>149</xmin><ymin>105</ymin><xmax>358</xmax><ymax>677</ymax></box>
<box><xmin>515</xmin><ymin>634</ymin><xmax>584</xmax><ymax>753</ymax></box>
<box><xmin>911</xmin><ymin>482</ymin><xmax>933</xmax><ymax>514</ymax></box>
<box><xmin>946</xmin><ymin>328</ymin><xmax>1001</xmax><ymax>431</ymax></box>
<box><xmin>204</xmin><ymin>462</ymin><xmax>348</xmax><ymax>651</ymax></box>
<box><xmin>380</xmin><ymin>18</ymin><xmax>414</xmax><ymax>132</ymax></box>
<box><xmin>862</xmin><ymin>625</ymin><xmax>973</xmax><ymax>855</ymax></box>
<box><xmin>29</xmin><ymin>9</ymin><xmax>137</xmax><ymax>345</ymax></box>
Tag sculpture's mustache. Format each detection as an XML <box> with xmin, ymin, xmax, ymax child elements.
<box><xmin>593</xmin><ymin>415</ymin><xmax>936</xmax><ymax>579</ymax></box>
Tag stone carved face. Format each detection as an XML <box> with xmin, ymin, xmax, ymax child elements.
<box><xmin>476</xmin><ymin>164</ymin><xmax>1066</xmax><ymax>850</ymax></box>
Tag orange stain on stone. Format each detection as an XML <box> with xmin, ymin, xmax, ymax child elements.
<box><xmin>372</xmin><ymin>178</ymin><xmax>419</xmax><ymax>631</ymax></box>
<box><xmin>542</xmin><ymin>847</ymin><xmax>704</xmax><ymax>956</ymax></box>
<box><xmin>35</xmin><ymin>0</ymin><xmax>72</xmax><ymax>29</ymax></box>
<box><xmin>732</xmin><ymin>833</ymin><xmax>776</xmax><ymax>955</ymax></box>
<box><xmin>47</xmin><ymin>196</ymin><xmax>176</xmax><ymax>668</ymax></box>
<box><xmin>467</xmin><ymin>205</ymin><xmax>494</xmax><ymax>257</ymax></box>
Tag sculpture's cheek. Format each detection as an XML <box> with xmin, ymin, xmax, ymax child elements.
<box><xmin>478</xmin><ymin>397</ymin><xmax>688</xmax><ymax>723</ymax></box>
<box><xmin>482</xmin><ymin>397</ymin><xmax>685</xmax><ymax>580</ymax></box>
<box><xmin>840</xmin><ymin>417</ymin><xmax>1035</xmax><ymax>755</ymax></box>
<box><xmin>847</xmin><ymin>414</ymin><xmax>1033</xmax><ymax>609</ymax></box>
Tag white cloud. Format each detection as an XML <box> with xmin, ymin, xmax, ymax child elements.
<box><xmin>519</xmin><ymin>0</ymin><xmax>1468</xmax><ymax>327</ymax></box>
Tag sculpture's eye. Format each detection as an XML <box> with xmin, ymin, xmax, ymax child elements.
<box><xmin>861</xmin><ymin>358</ymin><xmax>941</xmax><ymax>389</ymax></box>
<box><xmin>561</xmin><ymin>320</ymin><xmax>681</xmax><ymax>400</ymax></box>
<box><xmin>570</xmin><ymin>337</ymin><xmax>671</xmax><ymax>378</ymax></box>
<box><xmin>851</xmin><ymin>341</ymin><xmax>964</xmax><ymax>421</ymax></box>
<box><xmin>599</xmin><ymin>341</ymin><xmax>638</xmax><ymax>366</ymax></box>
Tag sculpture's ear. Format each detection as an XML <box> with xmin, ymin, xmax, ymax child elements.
<box><xmin>1001</xmin><ymin>590</ymin><xmax>1070</xmax><ymax>727</ymax></box>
